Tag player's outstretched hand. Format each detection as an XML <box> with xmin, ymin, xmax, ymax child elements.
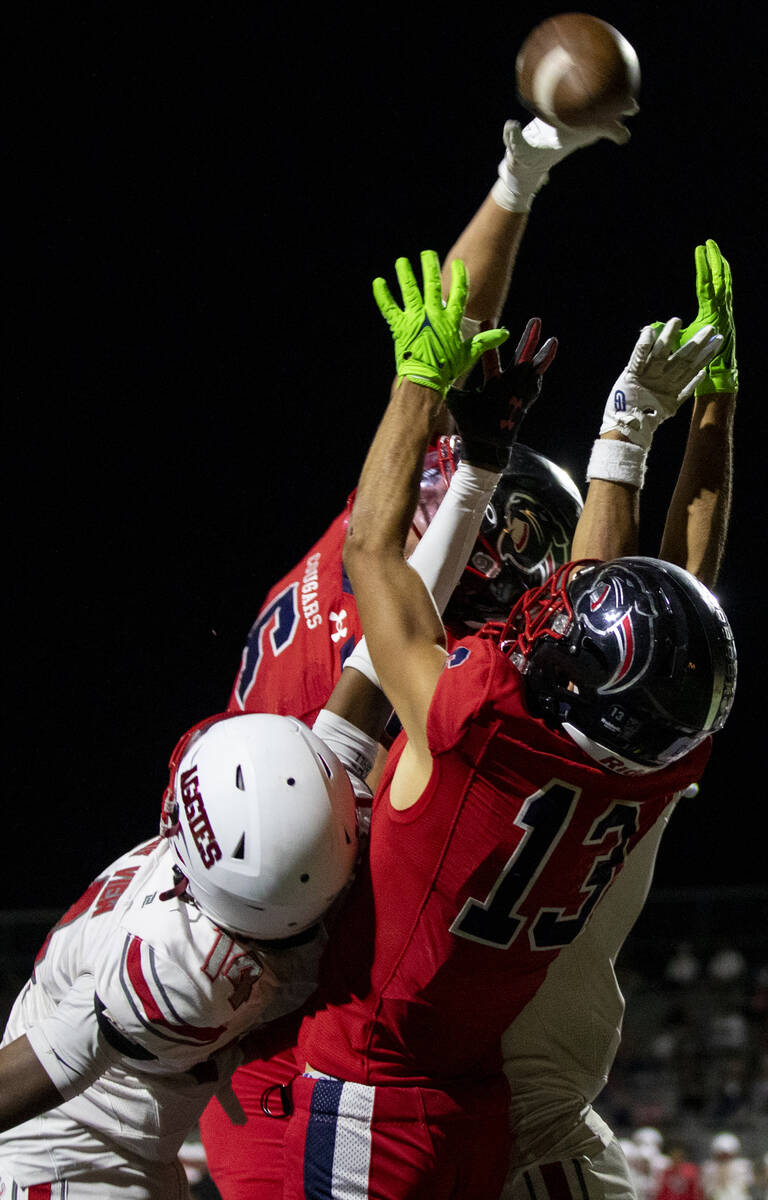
<box><xmin>446</xmin><ymin>318</ymin><xmax>557</xmax><ymax>469</ymax></box>
<box><xmin>653</xmin><ymin>240</ymin><xmax>738</xmax><ymax>397</ymax></box>
<box><xmin>599</xmin><ymin>319</ymin><xmax>724</xmax><ymax>451</ymax></box>
<box><xmin>373</xmin><ymin>250</ymin><xmax>509</xmax><ymax>396</ymax></box>
<box><xmin>493</xmin><ymin>110</ymin><xmax>638</xmax><ymax>212</ymax></box>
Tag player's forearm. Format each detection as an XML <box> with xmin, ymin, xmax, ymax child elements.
<box><xmin>571</xmin><ymin>433</ymin><xmax>640</xmax><ymax>561</ymax></box>
<box><xmin>343</xmin><ymin>378</ymin><xmax>447</xmax><ymax>737</ymax></box>
<box><xmin>659</xmin><ymin>393</ymin><xmax>735</xmax><ymax>588</ymax></box>
<box><xmin>321</xmin><ymin>665</ymin><xmax>394</xmax><ymax>740</ymax></box>
<box><xmin>442</xmin><ymin>194</ymin><xmax>528</xmax><ymax>325</ymax></box>
<box><xmin>345</xmin><ymin>378</ymin><xmax>442</xmax><ymax>566</ymax></box>
<box><xmin>0</xmin><ymin>1034</ymin><xmax>64</xmax><ymax>1132</ymax></box>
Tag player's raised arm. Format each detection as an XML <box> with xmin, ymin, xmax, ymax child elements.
<box><xmin>334</xmin><ymin>314</ymin><xmax>557</xmax><ymax>708</ymax></box>
<box><xmin>657</xmin><ymin>240</ymin><xmax>737</xmax><ymax>588</ymax></box>
<box><xmin>343</xmin><ymin>251</ymin><xmax>508</xmax><ymax>774</ymax></box>
<box><xmin>572</xmin><ymin>316</ymin><xmax>723</xmax><ymax>562</ymax></box>
<box><xmin>442</xmin><ymin>114</ymin><xmax>636</xmax><ymax>328</ymax></box>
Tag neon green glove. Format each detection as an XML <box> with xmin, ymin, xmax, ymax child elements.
<box><xmin>683</xmin><ymin>240</ymin><xmax>737</xmax><ymax>394</ymax></box>
<box><xmin>372</xmin><ymin>250</ymin><xmax>509</xmax><ymax>396</ymax></box>
<box><xmin>653</xmin><ymin>240</ymin><xmax>737</xmax><ymax>396</ymax></box>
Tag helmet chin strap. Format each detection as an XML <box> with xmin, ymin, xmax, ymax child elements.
<box><xmin>561</xmin><ymin>722</ymin><xmax>658</xmax><ymax>776</ymax></box>
<box><xmin>159</xmin><ymin>866</ymin><xmax>190</xmax><ymax>902</ymax></box>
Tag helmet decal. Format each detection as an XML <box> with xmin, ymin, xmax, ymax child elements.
<box><xmin>497</xmin><ymin>489</ymin><xmax>573</xmax><ymax>585</ymax></box>
<box><xmin>572</xmin><ymin>567</ymin><xmax>658</xmax><ymax>695</ymax></box>
<box><xmin>608</xmin><ymin>614</ymin><xmax>636</xmax><ymax>690</ymax></box>
<box><xmin>179</xmin><ymin>766</ymin><xmax>222</xmax><ymax>870</ymax></box>
<box><xmin>508</xmin><ymin>515</ymin><xmax>530</xmax><ymax>554</ymax></box>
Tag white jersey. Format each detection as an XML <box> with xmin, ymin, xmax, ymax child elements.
<box><xmin>701</xmin><ymin>1158</ymin><xmax>754</xmax><ymax>1200</ymax></box>
<box><xmin>500</xmin><ymin>801</ymin><xmax>677</xmax><ymax>1182</ymax></box>
<box><xmin>0</xmin><ymin>836</ymin><xmax>326</xmax><ymax>1186</ymax></box>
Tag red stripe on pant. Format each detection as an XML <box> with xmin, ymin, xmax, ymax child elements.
<box><xmin>28</xmin><ymin>1185</ymin><xmax>53</xmax><ymax>1199</ymax></box>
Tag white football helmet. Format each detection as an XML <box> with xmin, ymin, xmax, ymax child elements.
<box><xmin>161</xmin><ymin>713</ymin><xmax>358</xmax><ymax>939</ymax></box>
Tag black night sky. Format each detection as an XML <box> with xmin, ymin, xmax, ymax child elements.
<box><xmin>7</xmin><ymin>3</ymin><xmax>764</xmax><ymax>910</ymax></box>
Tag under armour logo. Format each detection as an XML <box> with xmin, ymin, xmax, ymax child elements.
<box><xmin>330</xmin><ymin>610</ymin><xmax>348</xmax><ymax>643</ymax></box>
<box><xmin>614</xmin><ymin>389</ymin><xmax>627</xmax><ymax>412</ymax></box>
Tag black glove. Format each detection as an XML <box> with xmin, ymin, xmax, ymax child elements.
<box><xmin>446</xmin><ymin>318</ymin><xmax>557</xmax><ymax>469</ymax></box>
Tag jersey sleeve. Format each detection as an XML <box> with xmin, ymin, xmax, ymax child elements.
<box><xmin>93</xmin><ymin>932</ymin><xmax>239</xmax><ymax>1073</ymax></box>
<box><xmin>426</xmin><ymin>636</ymin><xmax>498</xmax><ymax>756</ymax></box>
<box><xmin>24</xmin><ymin>973</ymin><xmax>123</xmax><ymax>1101</ymax></box>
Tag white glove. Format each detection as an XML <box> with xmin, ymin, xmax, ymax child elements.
<box><xmin>599</xmin><ymin>319</ymin><xmax>723</xmax><ymax>451</ymax></box>
<box><xmin>492</xmin><ymin>112</ymin><xmax>637</xmax><ymax>212</ymax></box>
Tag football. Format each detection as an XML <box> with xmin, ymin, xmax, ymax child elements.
<box><xmin>516</xmin><ymin>13</ymin><xmax>640</xmax><ymax>129</ymax></box>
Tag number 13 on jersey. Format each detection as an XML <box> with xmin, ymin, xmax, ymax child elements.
<box><xmin>451</xmin><ymin>780</ymin><xmax>640</xmax><ymax>951</ymax></box>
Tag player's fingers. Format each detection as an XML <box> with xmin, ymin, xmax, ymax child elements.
<box><xmin>444</xmin><ymin>257</ymin><xmax>469</xmax><ymax>325</ymax></box>
<box><xmin>532</xmin><ymin>335</ymin><xmax>558</xmax><ymax>374</ymax></box>
<box><xmin>677</xmin><ymin>368</ymin><xmax>706</xmax><ymax>403</ymax></box>
<box><xmin>628</xmin><ymin>324</ymin><xmax>658</xmax><ymax>370</ymax></box>
<box><xmin>421</xmin><ymin>249</ymin><xmax>445</xmax><ymax>311</ymax></box>
<box><xmin>649</xmin><ymin>317</ymin><xmax>682</xmax><ymax>362</ymax></box>
<box><xmin>514</xmin><ymin>317</ymin><xmax>541</xmax><ymax>363</ymax></box>
<box><xmin>599</xmin><ymin>119</ymin><xmax>631</xmax><ymax>145</ymax></box>
<box><xmin>394</xmin><ymin>256</ymin><xmax>423</xmax><ymax>312</ymax></box>
<box><xmin>705</xmin><ymin>239</ymin><xmax>726</xmax><ymax>299</ymax></box>
<box><xmin>372</xmin><ymin>276</ymin><xmax>401</xmax><ymax>324</ymax></box>
<box><xmin>693</xmin><ymin>243</ymin><xmax>715</xmax><ymax>308</ymax></box>
<box><xmin>482</xmin><ymin>345</ymin><xmax>502</xmax><ymax>382</ymax></box>
<box><xmin>673</xmin><ymin>327</ymin><xmax>722</xmax><ymax>375</ymax></box>
<box><xmin>472</xmin><ymin>327</ymin><xmax>510</xmax><ymax>358</ymax></box>
<box><xmin>502</xmin><ymin>119</ymin><xmax>522</xmax><ymax>153</ymax></box>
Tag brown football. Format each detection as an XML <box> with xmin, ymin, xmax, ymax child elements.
<box><xmin>516</xmin><ymin>13</ymin><xmax>640</xmax><ymax>128</ymax></box>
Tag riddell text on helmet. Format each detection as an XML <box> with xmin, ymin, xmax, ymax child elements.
<box><xmin>180</xmin><ymin>767</ymin><xmax>222</xmax><ymax>868</ymax></box>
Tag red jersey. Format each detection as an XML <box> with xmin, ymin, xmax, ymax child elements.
<box><xmin>227</xmin><ymin>503</ymin><xmax>362</xmax><ymax>727</ymax></box>
<box><xmin>657</xmin><ymin>1162</ymin><xmax>705</xmax><ymax>1200</ymax></box>
<box><xmin>227</xmin><ymin>447</ymin><xmax>456</xmax><ymax>726</ymax></box>
<box><xmin>298</xmin><ymin>630</ymin><xmax>710</xmax><ymax>1085</ymax></box>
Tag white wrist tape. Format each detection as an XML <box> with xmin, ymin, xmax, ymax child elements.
<box><xmin>491</xmin><ymin>172</ymin><xmax>539</xmax><ymax>214</ymax></box>
<box><xmin>312</xmin><ymin>708</ymin><xmax>378</xmax><ymax>788</ymax></box>
<box><xmin>586</xmin><ymin>438</ymin><xmax>647</xmax><ymax>489</ymax></box>
<box><xmin>407</xmin><ymin>459</ymin><xmax>501</xmax><ymax>613</ymax></box>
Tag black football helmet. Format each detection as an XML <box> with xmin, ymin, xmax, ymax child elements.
<box><xmin>439</xmin><ymin>441</ymin><xmax>584</xmax><ymax>627</ymax></box>
<box><xmin>501</xmin><ymin>556</ymin><xmax>737</xmax><ymax>772</ymax></box>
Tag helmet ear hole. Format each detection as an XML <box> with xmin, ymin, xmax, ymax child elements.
<box><xmin>578</xmin><ymin>637</ymin><xmax>612</xmax><ymax>685</ymax></box>
<box><xmin>232</xmin><ymin>834</ymin><xmax>246</xmax><ymax>860</ymax></box>
<box><xmin>235</xmin><ymin>765</ymin><xmax>245</xmax><ymax>791</ymax></box>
